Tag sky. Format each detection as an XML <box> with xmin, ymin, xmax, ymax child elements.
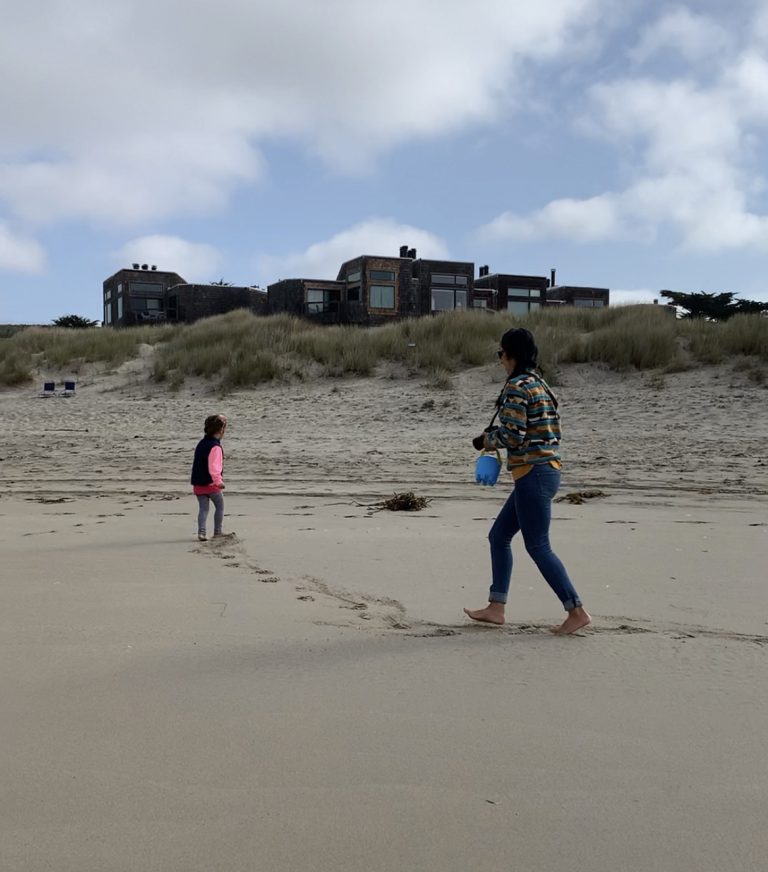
<box><xmin>3</xmin><ymin>0</ymin><xmax>768</xmax><ymax>322</ymax></box>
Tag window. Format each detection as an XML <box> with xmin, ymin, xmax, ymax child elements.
<box><xmin>347</xmin><ymin>271</ymin><xmax>361</xmax><ymax>283</ymax></box>
<box><xmin>431</xmin><ymin>273</ymin><xmax>455</xmax><ymax>285</ymax></box>
<box><xmin>507</xmin><ymin>300</ymin><xmax>531</xmax><ymax>316</ymax></box>
<box><xmin>473</xmin><ymin>299</ymin><xmax>488</xmax><ymax>309</ymax></box>
<box><xmin>132</xmin><ymin>297</ymin><xmax>163</xmax><ymax>311</ymax></box>
<box><xmin>431</xmin><ymin>288</ymin><xmax>467</xmax><ymax>311</ymax></box>
<box><xmin>117</xmin><ymin>296</ymin><xmax>124</xmax><ymax>319</ymax></box>
<box><xmin>104</xmin><ymin>305</ymin><xmax>112</xmax><ymax>324</ymax></box>
<box><xmin>455</xmin><ymin>276</ymin><xmax>468</xmax><ymax>285</ymax></box>
<box><xmin>347</xmin><ymin>286</ymin><xmax>361</xmax><ymax>302</ymax></box>
<box><xmin>431</xmin><ymin>289</ymin><xmax>455</xmax><ymax>311</ymax></box>
<box><xmin>117</xmin><ymin>283</ymin><xmax>123</xmax><ymax>294</ymax></box>
<box><xmin>128</xmin><ymin>282</ymin><xmax>163</xmax><ymax>297</ymax></box>
<box><xmin>574</xmin><ymin>298</ymin><xmax>604</xmax><ymax>308</ymax></box>
<box><xmin>370</xmin><ymin>285</ymin><xmax>395</xmax><ymax>309</ymax></box>
<box><xmin>370</xmin><ymin>270</ymin><xmax>395</xmax><ymax>282</ymax></box>
<box><xmin>529</xmin><ymin>289</ymin><xmax>541</xmax><ymax>298</ymax></box>
<box><xmin>105</xmin><ymin>288</ymin><xmax>112</xmax><ymax>302</ymax></box>
<box><xmin>306</xmin><ymin>287</ymin><xmax>340</xmax><ymax>314</ymax></box>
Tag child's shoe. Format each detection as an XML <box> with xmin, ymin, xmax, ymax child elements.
<box><xmin>198</xmin><ymin>533</ymin><xmax>207</xmax><ymax>542</ymax></box>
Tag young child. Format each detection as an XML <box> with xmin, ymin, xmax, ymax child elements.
<box><xmin>191</xmin><ymin>414</ymin><xmax>227</xmax><ymax>541</ymax></box>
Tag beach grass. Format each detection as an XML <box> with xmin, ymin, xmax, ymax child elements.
<box><xmin>3</xmin><ymin>307</ymin><xmax>767</xmax><ymax>389</ymax></box>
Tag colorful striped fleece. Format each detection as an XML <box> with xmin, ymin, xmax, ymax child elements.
<box><xmin>484</xmin><ymin>372</ymin><xmax>561</xmax><ymax>478</ymax></box>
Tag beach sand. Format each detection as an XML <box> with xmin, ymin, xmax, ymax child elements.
<box><xmin>1</xmin><ymin>361</ymin><xmax>767</xmax><ymax>871</ymax></box>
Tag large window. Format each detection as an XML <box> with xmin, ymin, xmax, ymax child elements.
<box><xmin>306</xmin><ymin>287</ymin><xmax>340</xmax><ymax>314</ymax></box>
<box><xmin>473</xmin><ymin>299</ymin><xmax>488</xmax><ymax>309</ymax></box>
<box><xmin>117</xmin><ymin>296</ymin><xmax>124</xmax><ymax>319</ymax></box>
<box><xmin>431</xmin><ymin>273</ymin><xmax>469</xmax><ymax>286</ymax></box>
<box><xmin>574</xmin><ymin>298</ymin><xmax>605</xmax><ymax>308</ymax></box>
<box><xmin>347</xmin><ymin>271</ymin><xmax>361</xmax><ymax>283</ymax></box>
<box><xmin>104</xmin><ymin>305</ymin><xmax>112</xmax><ymax>325</ymax></box>
<box><xmin>131</xmin><ymin>297</ymin><xmax>163</xmax><ymax>312</ymax></box>
<box><xmin>370</xmin><ymin>285</ymin><xmax>395</xmax><ymax>309</ymax></box>
<box><xmin>508</xmin><ymin>300</ymin><xmax>532</xmax><ymax>316</ymax></box>
<box><xmin>369</xmin><ymin>269</ymin><xmax>395</xmax><ymax>282</ymax></box>
<box><xmin>431</xmin><ymin>288</ymin><xmax>467</xmax><ymax>311</ymax></box>
<box><xmin>128</xmin><ymin>282</ymin><xmax>163</xmax><ymax>297</ymax></box>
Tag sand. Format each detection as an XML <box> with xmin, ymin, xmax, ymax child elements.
<box><xmin>1</xmin><ymin>359</ymin><xmax>767</xmax><ymax>871</ymax></box>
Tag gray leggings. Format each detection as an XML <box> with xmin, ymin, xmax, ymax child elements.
<box><xmin>196</xmin><ymin>492</ymin><xmax>224</xmax><ymax>535</ymax></box>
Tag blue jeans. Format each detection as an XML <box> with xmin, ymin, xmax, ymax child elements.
<box><xmin>197</xmin><ymin>492</ymin><xmax>224</xmax><ymax>536</ymax></box>
<box><xmin>488</xmin><ymin>464</ymin><xmax>582</xmax><ymax>611</ymax></box>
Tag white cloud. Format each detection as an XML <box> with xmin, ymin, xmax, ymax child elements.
<box><xmin>0</xmin><ymin>222</ymin><xmax>46</xmax><ymax>273</ymax></box>
<box><xmin>258</xmin><ymin>218</ymin><xmax>449</xmax><ymax>281</ymax></box>
<box><xmin>115</xmin><ymin>236</ymin><xmax>221</xmax><ymax>282</ymax></box>
<box><xmin>631</xmin><ymin>7</ymin><xmax>731</xmax><ymax>64</ymax></box>
<box><xmin>0</xmin><ymin>0</ymin><xmax>604</xmax><ymax>230</ymax></box>
<box><xmin>480</xmin><ymin>6</ymin><xmax>768</xmax><ymax>252</ymax></box>
<box><xmin>480</xmin><ymin>194</ymin><xmax>627</xmax><ymax>243</ymax></box>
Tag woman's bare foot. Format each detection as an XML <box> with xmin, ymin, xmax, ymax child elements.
<box><xmin>463</xmin><ymin>603</ymin><xmax>506</xmax><ymax>625</ymax></box>
<box><xmin>550</xmin><ymin>607</ymin><xmax>592</xmax><ymax>635</ymax></box>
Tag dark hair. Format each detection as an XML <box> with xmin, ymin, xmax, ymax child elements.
<box><xmin>204</xmin><ymin>414</ymin><xmax>226</xmax><ymax>437</ymax></box>
<box><xmin>500</xmin><ymin>328</ymin><xmax>538</xmax><ymax>375</ymax></box>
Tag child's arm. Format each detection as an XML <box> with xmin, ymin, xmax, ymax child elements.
<box><xmin>208</xmin><ymin>445</ymin><xmax>224</xmax><ymax>488</ymax></box>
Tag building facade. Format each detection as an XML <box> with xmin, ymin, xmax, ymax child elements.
<box><xmin>166</xmin><ymin>284</ymin><xmax>267</xmax><ymax>323</ymax></box>
<box><xmin>473</xmin><ymin>267</ymin><xmax>550</xmax><ymax>314</ymax></box>
<box><xmin>546</xmin><ymin>285</ymin><xmax>610</xmax><ymax>308</ymax></box>
<box><xmin>103</xmin><ymin>265</ymin><xmax>186</xmax><ymax>327</ymax></box>
<box><xmin>104</xmin><ymin>257</ymin><xmax>611</xmax><ymax>328</ymax></box>
<box><xmin>268</xmin><ymin>247</ymin><xmax>475</xmax><ymax>325</ymax></box>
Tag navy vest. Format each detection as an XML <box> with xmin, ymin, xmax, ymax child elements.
<box><xmin>191</xmin><ymin>437</ymin><xmax>222</xmax><ymax>486</ymax></box>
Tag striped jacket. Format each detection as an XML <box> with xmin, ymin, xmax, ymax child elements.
<box><xmin>484</xmin><ymin>372</ymin><xmax>561</xmax><ymax>471</ymax></box>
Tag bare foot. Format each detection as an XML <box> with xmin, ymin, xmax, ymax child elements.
<box><xmin>550</xmin><ymin>608</ymin><xmax>592</xmax><ymax>635</ymax></box>
<box><xmin>463</xmin><ymin>604</ymin><xmax>505</xmax><ymax>625</ymax></box>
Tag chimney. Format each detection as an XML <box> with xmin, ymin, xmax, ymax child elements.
<box><xmin>550</xmin><ymin>268</ymin><xmax>556</xmax><ymax>287</ymax></box>
<box><xmin>151</xmin><ymin>265</ymin><xmax>157</xmax><ymax>271</ymax></box>
<box><xmin>479</xmin><ymin>265</ymin><xmax>489</xmax><ymax>277</ymax></box>
<box><xmin>407</xmin><ymin>248</ymin><xmax>416</xmax><ymax>259</ymax></box>
<box><xmin>141</xmin><ymin>264</ymin><xmax>149</xmax><ymax>270</ymax></box>
<box><xmin>132</xmin><ymin>263</ymin><xmax>140</xmax><ymax>269</ymax></box>
<box><xmin>399</xmin><ymin>245</ymin><xmax>409</xmax><ymax>257</ymax></box>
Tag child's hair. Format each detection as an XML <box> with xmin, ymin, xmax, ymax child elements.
<box><xmin>204</xmin><ymin>414</ymin><xmax>227</xmax><ymax>437</ymax></box>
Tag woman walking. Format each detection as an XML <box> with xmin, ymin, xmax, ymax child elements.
<box><xmin>464</xmin><ymin>328</ymin><xmax>591</xmax><ymax>635</ymax></box>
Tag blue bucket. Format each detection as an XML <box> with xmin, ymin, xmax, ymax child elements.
<box><xmin>475</xmin><ymin>451</ymin><xmax>502</xmax><ymax>486</ymax></box>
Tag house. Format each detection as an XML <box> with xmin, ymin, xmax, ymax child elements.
<box><xmin>546</xmin><ymin>285</ymin><xmax>610</xmax><ymax>308</ymax></box>
<box><xmin>165</xmin><ymin>284</ymin><xmax>267</xmax><ymax>323</ymax></box>
<box><xmin>473</xmin><ymin>266</ymin><xmax>550</xmax><ymax>314</ymax></box>
<box><xmin>266</xmin><ymin>279</ymin><xmax>350</xmax><ymax>324</ymax></box>
<box><xmin>268</xmin><ymin>246</ymin><xmax>475</xmax><ymax>324</ymax></box>
<box><xmin>103</xmin><ymin>265</ymin><xmax>186</xmax><ymax>327</ymax></box>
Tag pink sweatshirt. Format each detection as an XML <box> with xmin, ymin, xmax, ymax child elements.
<box><xmin>192</xmin><ymin>445</ymin><xmax>224</xmax><ymax>495</ymax></box>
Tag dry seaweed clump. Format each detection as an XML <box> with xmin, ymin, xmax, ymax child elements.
<box><xmin>376</xmin><ymin>491</ymin><xmax>432</xmax><ymax>512</ymax></box>
<box><xmin>555</xmin><ymin>490</ymin><xmax>606</xmax><ymax>505</ymax></box>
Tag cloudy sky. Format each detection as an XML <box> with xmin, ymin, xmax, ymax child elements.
<box><xmin>3</xmin><ymin>0</ymin><xmax>768</xmax><ymax>322</ymax></box>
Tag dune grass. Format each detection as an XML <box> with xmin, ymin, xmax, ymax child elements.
<box><xmin>2</xmin><ymin>307</ymin><xmax>767</xmax><ymax>389</ymax></box>
<box><xmin>0</xmin><ymin>323</ymin><xmax>177</xmax><ymax>386</ymax></box>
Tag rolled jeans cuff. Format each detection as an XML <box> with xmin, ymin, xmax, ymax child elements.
<box><xmin>489</xmin><ymin>592</ymin><xmax>508</xmax><ymax>605</ymax></box>
<box><xmin>562</xmin><ymin>597</ymin><xmax>582</xmax><ymax>611</ymax></box>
